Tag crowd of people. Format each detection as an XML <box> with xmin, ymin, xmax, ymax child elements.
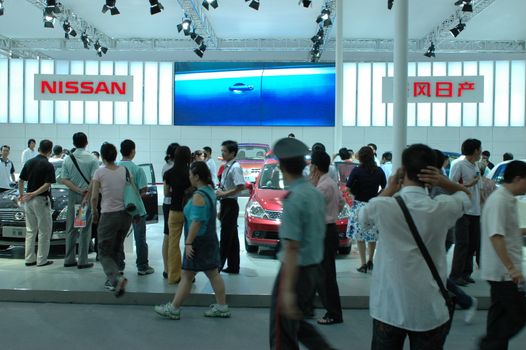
<box><xmin>1</xmin><ymin>133</ymin><xmax>525</xmax><ymax>350</ymax></box>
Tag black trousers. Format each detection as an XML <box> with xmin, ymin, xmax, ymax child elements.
<box><xmin>479</xmin><ymin>281</ymin><xmax>526</xmax><ymax>350</ymax></box>
<box><xmin>450</xmin><ymin>214</ymin><xmax>480</xmax><ymax>280</ymax></box>
<box><xmin>317</xmin><ymin>223</ymin><xmax>343</xmax><ymax>321</ymax></box>
<box><xmin>269</xmin><ymin>265</ymin><xmax>334</xmax><ymax>350</ymax></box>
<box><xmin>371</xmin><ymin>319</ymin><xmax>450</xmax><ymax>350</ymax></box>
<box><xmin>219</xmin><ymin>198</ymin><xmax>240</xmax><ymax>271</ymax></box>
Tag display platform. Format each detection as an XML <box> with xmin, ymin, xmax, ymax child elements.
<box><xmin>0</xmin><ymin>218</ymin><xmax>497</xmax><ymax>309</ymax></box>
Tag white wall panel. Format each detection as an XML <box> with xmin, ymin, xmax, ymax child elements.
<box><xmin>478</xmin><ymin>61</ymin><xmax>494</xmax><ymax>127</ymax></box>
<box><xmin>372</xmin><ymin>63</ymin><xmax>386</xmax><ymax>126</ymax></box>
<box><xmin>342</xmin><ymin>63</ymin><xmax>357</xmax><ymax>126</ymax></box>
<box><xmin>114</xmin><ymin>61</ymin><xmax>129</xmax><ymax>125</ymax></box>
<box><xmin>143</xmin><ymin>62</ymin><xmax>158</xmax><ymax>125</ymax></box>
<box><xmin>84</xmin><ymin>61</ymin><xmax>99</xmax><ymax>124</ymax></box>
<box><xmin>69</xmin><ymin>61</ymin><xmax>85</xmax><ymax>124</ymax></box>
<box><xmin>129</xmin><ymin>62</ymin><xmax>144</xmax><ymax>125</ymax></box>
<box><xmin>24</xmin><ymin>60</ymin><xmax>39</xmax><ymax>123</ymax></box>
<box><xmin>416</xmin><ymin>62</ymin><xmax>431</xmax><ymax>126</ymax></box>
<box><xmin>463</xmin><ymin>62</ymin><xmax>478</xmax><ymax>126</ymax></box>
<box><xmin>158</xmin><ymin>62</ymin><xmax>173</xmax><ymax>126</ymax></box>
<box><xmin>510</xmin><ymin>61</ymin><xmax>526</xmax><ymax>127</ymax></box>
<box><xmin>39</xmin><ymin>60</ymin><xmax>54</xmax><ymax>124</ymax></box>
<box><xmin>8</xmin><ymin>60</ymin><xmax>24</xmax><ymax>123</ymax></box>
<box><xmin>0</xmin><ymin>60</ymin><xmax>8</xmax><ymax>123</ymax></box>
<box><xmin>357</xmin><ymin>63</ymin><xmax>371</xmax><ymax>126</ymax></box>
<box><xmin>494</xmin><ymin>61</ymin><xmax>510</xmax><ymax>127</ymax></box>
<box><xmin>54</xmin><ymin>60</ymin><xmax>69</xmax><ymax>124</ymax></box>
<box><xmin>99</xmin><ymin>61</ymin><xmax>114</xmax><ymax>125</ymax></box>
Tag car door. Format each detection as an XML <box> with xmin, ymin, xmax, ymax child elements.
<box><xmin>260</xmin><ymin>66</ymin><xmax>335</xmax><ymax>126</ymax></box>
<box><xmin>174</xmin><ymin>69</ymin><xmax>263</xmax><ymax>125</ymax></box>
<box><xmin>138</xmin><ymin>163</ymin><xmax>158</xmax><ymax>224</ymax></box>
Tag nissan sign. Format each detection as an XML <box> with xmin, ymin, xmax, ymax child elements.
<box><xmin>34</xmin><ymin>74</ymin><xmax>134</xmax><ymax>102</ymax></box>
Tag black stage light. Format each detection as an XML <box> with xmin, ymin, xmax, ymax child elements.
<box><xmin>94</xmin><ymin>41</ymin><xmax>108</xmax><ymax>57</ymax></box>
<box><xmin>388</xmin><ymin>0</ymin><xmax>394</xmax><ymax>10</ymax></box>
<box><xmin>299</xmin><ymin>0</ymin><xmax>312</xmax><ymax>8</ymax></box>
<box><xmin>177</xmin><ymin>17</ymin><xmax>192</xmax><ymax>36</ymax></box>
<box><xmin>450</xmin><ymin>21</ymin><xmax>465</xmax><ymax>37</ymax></box>
<box><xmin>102</xmin><ymin>0</ymin><xmax>120</xmax><ymax>15</ymax></box>
<box><xmin>246</xmin><ymin>0</ymin><xmax>260</xmax><ymax>11</ymax></box>
<box><xmin>0</xmin><ymin>0</ymin><xmax>4</xmax><ymax>16</ymax></box>
<box><xmin>424</xmin><ymin>42</ymin><xmax>435</xmax><ymax>58</ymax></box>
<box><xmin>194</xmin><ymin>43</ymin><xmax>207</xmax><ymax>58</ymax></box>
<box><xmin>63</xmin><ymin>20</ymin><xmax>77</xmax><ymax>39</ymax></box>
<box><xmin>81</xmin><ymin>32</ymin><xmax>91</xmax><ymax>49</ymax></box>
<box><xmin>316</xmin><ymin>8</ymin><xmax>332</xmax><ymax>27</ymax></box>
<box><xmin>190</xmin><ymin>31</ymin><xmax>204</xmax><ymax>46</ymax></box>
<box><xmin>311</xmin><ymin>28</ymin><xmax>324</xmax><ymax>43</ymax></box>
<box><xmin>43</xmin><ymin>8</ymin><xmax>55</xmax><ymax>28</ymax></box>
<box><xmin>455</xmin><ymin>0</ymin><xmax>473</xmax><ymax>12</ymax></box>
<box><xmin>202</xmin><ymin>0</ymin><xmax>218</xmax><ymax>10</ymax></box>
<box><xmin>149</xmin><ymin>0</ymin><xmax>164</xmax><ymax>15</ymax></box>
<box><xmin>46</xmin><ymin>0</ymin><xmax>62</xmax><ymax>14</ymax></box>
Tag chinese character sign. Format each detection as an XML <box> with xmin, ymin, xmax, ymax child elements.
<box><xmin>382</xmin><ymin>76</ymin><xmax>484</xmax><ymax>103</ymax></box>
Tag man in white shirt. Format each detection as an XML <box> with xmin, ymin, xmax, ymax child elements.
<box><xmin>21</xmin><ymin>138</ymin><xmax>37</xmax><ymax>166</ymax></box>
<box><xmin>380</xmin><ymin>151</ymin><xmax>393</xmax><ymax>181</ymax></box>
<box><xmin>359</xmin><ymin>144</ymin><xmax>470</xmax><ymax>349</ymax></box>
<box><xmin>0</xmin><ymin>145</ymin><xmax>16</xmax><ymax>193</ymax></box>
<box><xmin>479</xmin><ymin>160</ymin><xmax>526</xmax><ymax>350</ymax></box>
<box><xmin>203</xmin><ymin>146</ymin><xmax>218</xmax><ymax>188</ymax></box>
<box><xmin>449</xmin><ymin>138</ymin><xmax>482</xmax><ymax>286</ymax></box>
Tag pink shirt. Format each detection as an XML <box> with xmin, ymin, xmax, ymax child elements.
<box><xmin>93</xmin><ymin>166</ymin><xmax>126</xmax><ymax>213</ymax></box>
<box><xmin>316</xmin><ymin>173</ymin><xmax>344</xmax><ymax>224</ymax></box>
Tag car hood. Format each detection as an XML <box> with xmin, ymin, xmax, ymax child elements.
<box><xmin>253</xmin><ymin>188</ymin><xmax>287</xmax><ymax>211</ymax></box>
<box><xmin>0</xmin><ymin>188</ymin><xmax>69</xmax><ymax>211</ymax></box>
<box><xmin>0</xmin><ymin>189</ymin><xmax>19</xmax><ymax>209</ymax></box>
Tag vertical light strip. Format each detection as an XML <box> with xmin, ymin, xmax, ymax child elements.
<box><xmin>432</xmin><ymin>61</ymin><xmax>446</xmax><ymax>127</ymax></box>
<box><xmin>510</xmin><ymin>60</ymin><xmax>526</xmax><ymax>126</ymax></box>
<box><xmin>446</xmin><ymin>62</ymin><xmax>461</xmax><ymax>126</ymax></box>
<box><xmin>416</xmin><ymin>62</ymin><xmax>431</xmax><ymax>126</ymax></box>
<box><xmin>342</xmin><ymin>63</ymin><xmax>357</xmax><ymax>126</ymax></box>
<box><xmin>24</xmin><ymin>60</ymin><xmax>39</xmax><ymax>123</ymax></box>
<box><xmin>84</xmin><ymin>61</ymin><xmax>99</xmax><ymax>124</ymax></box>
<box><xmin>158</xmin><ymin>62</ymin><xmax>173</xmax><ymax>125</ymax></box>
<box><xmin>143</xmin><ymin>62</ymin><xmax>158</xmax><ymax>125</ymax></box>
<box><xmin>114</xmin><ymin>61</ymin><xmax>129</xmax><ymax>125</ymax></box>
<box><xmin>129</xmin><ymin>62</ymin><xmax>144</xmax><ymax>125</ymax></box>
<box><xmin>462</xmin><ymin>61</ymin><xmax>478</xmax><ymax>126</ymax></box>
<box><xmin>8</xmin><ymin>60</ymin><xmax>24</xmax><ymax>123</ymax></box>
<box><xmin>54</xmin><ymin>60</ymin><xmax>70</xmax><ymax>124</ymax></box>
<box><xmin>478</xmin><ymin>61</ymin><xmax>494</xmax><ymax>127</ymax></box>
<box><xmin>39</xmin><ymin>60</ymin><xmax>54</xmax><ymax>124</ymax></box>
<box><xmin>99</xmin><ymin>61</ymin><xmax>114</xmax><ymax>125</ymax></box>
<box><xmin>407</xmin><ymin>62</ymin><xmax>416</xmax><ymax>126</ymax></box>
<box><xmin>69</xmin><ymin>60</ymin><xmax>84</xmax><ymax>124</ymax></box>
<box><xmin>493</xmin><ymin>61</ymin><xmax>510</xmax><ymax>127</ymax></box>
<box><xmin>372</xmin><ymin>63</ymin><xmax>386</xmax><ymax>126</ymax></box>
<box><xmin>386</xmin><ymin>62</ymin><xmax>393</xmax><ymax>126</ymax></box>
<box><xmin>0</xmin><ymin>59</ymin><xmax>8</xmax><ymax>123</ymax></box>
<box><xmin>357</xmin><ymin>63</ymin><xmax>371</xmax><ymax>126</ymax></box>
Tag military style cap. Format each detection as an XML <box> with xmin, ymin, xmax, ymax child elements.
<box><xmin>273</xmin><ymin>138</ymin><xmax>309</xmax><ymax>159</ymax></box>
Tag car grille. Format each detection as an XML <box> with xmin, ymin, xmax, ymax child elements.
<box><xmin>0</xmin><ymin>210</ymin><xmax>25</xmax><ymax>222</ymax></box>
<box><xmin>264</xmin><ymin>210</ymin><xmax>282</xmax><ymax>221</ymax></box>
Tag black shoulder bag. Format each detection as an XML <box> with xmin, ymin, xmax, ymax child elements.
<box><xmin>70</xmin><ymin>155</ymin><xmax>90</xmax><ymax>186</ymax></box>
<box><xmin>395</xmin><ymin>196</ymin><xmax>456</xmax><ymax>322</ymax></box>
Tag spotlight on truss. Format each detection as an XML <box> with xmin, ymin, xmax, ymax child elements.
<box><xmin>202</xmin><ymin>0</ymin><xmax>218</xmax><ymax>10</ymax></box>
<box><xmin>299</xmin><ymin>0</ymin><xmax>312</xmax><ymax>8</ymax></box>
<box><xmin>43</xmin><ymin>8</ymin><xmax>56</xmax><ymax>28</ymax></box>
<box><xmin>190</xmin><ymin>31</ymin><xmax>205</xmax><ymax>46</ymax></box>
<box><xmin>177</xmin><ymin>17</ymin><xmax>192</xmax><ymax>36</ymax></box>
<box><xmin>0</xmin><ymin>0</ymin><xmax>5</xmax><ymax>16</ymax></box>
<box><xmin>102</xmin><ymin>0</ymin><xmax>120</xmax><ymax>15</ymax></box>
<box><xmin>449</xmin><ymin>20</ymin><xmax>466</xmax><ymax>37</ymax></box>
<box><xmin>149</xmin><ymin>0</ymin><xmax>164</xmax><ymax>15</ymax></box>
<box><xmin>455</xmin><ymin>0</ymin><xmax>473</xmax><ymax>12</ymax></box>
<box><xmin>94</xmin><ymin>41</ymin><xmax>108</xmax><ymax>57</ymax></box>
<box><xmin>316</xmin><ymin>8</ymin><xmax>332</xmax><ymax>27</ymax></box>
<box><xmin>63</xmin><ymin>20</ymin><xmax>77</xmax><ymax>39</ymax></box>
<box><xmin>81</xmin><ymin>32</ymin><xmax>92</xmax><ymax>49</ymax></box>
<box><xmin>194</xmin><ymin>43</ymin><xmax>207</xmax><ymax>58</ymax></box>
<box><xmin>424</xmin><ymin>42</ymin><xmax>435</xmax><ymax>58</ymax></box>
<box><xmin>311</xmin><ymin>27</ymin><xmax>324</xmax><ymax>44</ymax></box>
<box><xmin>388</xmin><ymin>0</ymin><xmax>394</xmax><ymax>10</ymax></box>
<box><xmin>245</xmin><ymin>0</ymin><xmax>260</xmax><ymax>11</ymax></box>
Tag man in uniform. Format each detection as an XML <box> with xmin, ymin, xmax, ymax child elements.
<box><xmin>268</xmin><ymin>137</ymin><xmax>334</xmax><ymax>350</ymax></box>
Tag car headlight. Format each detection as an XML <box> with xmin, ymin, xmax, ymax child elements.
<box><xmin>247</xmin><ymin>201</ymin><xmax>266</xmax><ymax>219</ymax></box>
<box><xmin>338</xmin><ymin>202</ymin><xmax>352</xmax><ymax>220</ymax></box>
<box><xmin>57</xmin><ymin>207</ymin><xmax>68</xmax><ymax>221</ymax></box>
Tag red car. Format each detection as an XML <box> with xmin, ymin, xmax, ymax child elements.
<box><xmin>217</xmin><ymin>143</ymin><xmax>270</xmax><ymax>190</ymax></box>
<box><xmin>244</xmin><ymin>159</ymin><xmax>354</xmax><ymax>255</ymax></box>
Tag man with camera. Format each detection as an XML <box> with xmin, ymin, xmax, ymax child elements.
<box><xmin>479</xmin><ymin>160</ymin><xmax>526</xmax><ymax>350</ymax></box>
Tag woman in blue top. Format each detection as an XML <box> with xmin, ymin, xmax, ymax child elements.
<box><xmin>155</xmin><ymin>161</ymin><xmax>230</xmax><ymax>320</ymax></box>
<box><xmin>346</xmin><ymin>146</ymin><xmax>386</xmax><ymax>273</ymax></box>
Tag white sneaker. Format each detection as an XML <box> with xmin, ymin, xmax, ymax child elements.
<box><xmin>204</xmin><ymin>304</ymin><xmax>231</xmax><ymax>318</ymax></box>
<box><xmin>154</xmin><ymin>302</ymin><xmax>181</xmax><ymax>320</ymax></box>
<box><xmin>464</xmin><ymin>296</ymin><xmax>478</xmax><ymax>324</ymax></box>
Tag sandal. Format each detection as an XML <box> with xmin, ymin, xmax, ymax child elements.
<box><xmin>317</xmin><ymin>316</ymin><xmax>343</xmax><ymax>325</ymax></box>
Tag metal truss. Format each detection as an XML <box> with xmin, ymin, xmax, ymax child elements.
<box><xmin>0</xmin><ymin>34</ymin><xmax>53</xmax><ymax>59</ymax></box>
<box><xmin>175</xmin><ymin>0</ymin><xmax>218</xmax><ymax>47</ymax></box>
<box><xmin>310</xmin><ymin>0</ymin><xmax>336</xmax><ymax>61</ymax></box>
<box><xmin>421</xmin><ymin>0</ymin><xmax>497</xmax><ymax>48</ymax></box>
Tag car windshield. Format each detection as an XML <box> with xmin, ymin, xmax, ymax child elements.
<box><xmin>258</xmin><ymin>164</ymin><xmax>285</xmax><ymax>190</ymax></box>
<box><xmin>237</xmin><ymin>146</ymin><xmax>268</xmax><ymax>161</ymax></box>
<box><xmin>335</xmin><ymin>161</ymin><xmax>357</xmax><ymax>185</ymax></box>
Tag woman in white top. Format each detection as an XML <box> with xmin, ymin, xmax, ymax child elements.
<box><xmin>91</xmin><ymin>142</ymin><xmax>131</xmax><ymax>297</ymax></box>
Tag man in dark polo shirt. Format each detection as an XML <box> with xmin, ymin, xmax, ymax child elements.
<box><xmin>18</xmin><ymin>139</ymin><xmax>56</xmax><ymax>267</ymax></box>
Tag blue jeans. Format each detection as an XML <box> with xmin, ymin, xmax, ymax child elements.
<box><xmin>132</xmin><ymin>215</ymin><xmax>149</xmax><ymax>270</ymax></box>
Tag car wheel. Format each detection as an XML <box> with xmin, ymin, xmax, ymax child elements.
<box><xmin>338</xmin><ymin>246</ymin><xmax>351</xmax><ymax>255</ymax></box>
<box><xmin>244</xmin><ymin>234</ymin><xmax>258</xmax><ymax>253</ymax></box>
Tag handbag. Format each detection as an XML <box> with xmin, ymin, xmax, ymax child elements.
<box><xmin>395</xmin><ymin>196</ymin><xmax>456</xmax><ymax>321</ymax></box>
<box><xmin>123</xmin><ymin>167</ymin><xmax>146</xmax><ymax>219</ymax></box>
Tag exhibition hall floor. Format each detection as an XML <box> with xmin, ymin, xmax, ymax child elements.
<box><xmin>0</xmin><ymin>216</ymin><xmax>508</xmax><ymax>310</ymax></box>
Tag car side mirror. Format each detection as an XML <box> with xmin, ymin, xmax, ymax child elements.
<box><xmin>246</xmin><ymin>182</ymin><xmax>254</xmax><ymax>195</ymax></box>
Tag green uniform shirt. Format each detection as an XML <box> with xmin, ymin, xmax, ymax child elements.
<box><xmin>116</xmin><ymin>160</ymin><xmax>147</xmax><ymax>190</ymax></box>
<box><xmin>61</xmin><ymin>148</ymin><xmax>99</xmax><ymax>189</ymax></box>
